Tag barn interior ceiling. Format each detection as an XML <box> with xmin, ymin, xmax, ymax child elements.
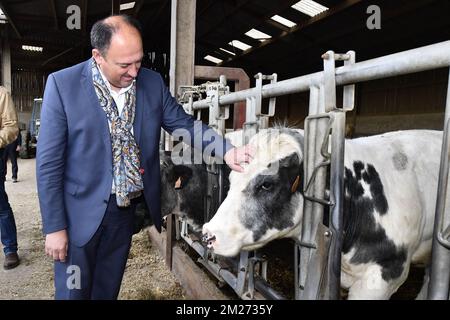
<box><xmin>0</xmin><ymin>0</ymin><xmax>449</xmax><ymax>82</ymax></box>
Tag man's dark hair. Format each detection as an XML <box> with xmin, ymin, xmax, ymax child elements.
<box><xmin>90</xmin><ymin>15</ymin><xmax>143</xmax><ymax>55</ymax></box>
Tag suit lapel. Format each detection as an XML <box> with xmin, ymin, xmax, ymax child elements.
<box><xmin>80</xmin><ymin>60</ymin><xmax>112</xmax><ymax>158</ymax></box>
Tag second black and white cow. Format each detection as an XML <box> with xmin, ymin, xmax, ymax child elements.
<box><xmin>133</xmin><ymin>150</ymin><xmax>208</xmax><ymax>232</ymax></box>
<box><xmin>202</xmin><ymin>128</ymin><xmax>442</xmax><ymax>299</ymax></box>
<box><xmin>150</xmin><ymin>130</ymin><xmax>244</xmax><ymax>231</ymax></box>
<box><xmin>160</xmin><ymin>150</ymin><xmax>208</xmax><ymax>230</ymax></box>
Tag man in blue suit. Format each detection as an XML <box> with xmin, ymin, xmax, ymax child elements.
<box><xmin>36</xmin><ymin>15</ymin><xmax>252</xmax><ymax>300</ymax></box>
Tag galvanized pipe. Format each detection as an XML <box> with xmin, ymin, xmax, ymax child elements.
<box><xmin>196</xmin><ymin>256</ymin><xmax>238</xmax><ymax>290</ymax></box>
<box><xmin>191</xmin><ymin>41</ymin><xmax>450</xmax><ymax>110</ymax></box>
<box><xmin>298</xmin><ymin>85</ymin><xmax>332</xmax><ymax>299</ymax></box>
<box><xmin>180</xmin><ymin>227</ymin><xmax>281</xmax><ymax>300</ymax></box>
<box><xmin>254</xmin><ymin>278</ymin><xmax>286</xmax><ymax>300</ymax></box>
<box><xmin>327</xmin><ymin>111</ymin><xmax>347</xmax><ymax>299</ymax></box>
<box><xmin>297</xmin><ymin>86</ymin><xmax>321</xmax><ymax>299</ymax></box>
<box><xmin>428</xmin><ymin>69</ymin><xmax>450</xmax><ymax>300</ymax></box>
<box><xmin>180</xmin><ymin>231</ymin><xmax>246</xmax><ymax>298</ymax></box>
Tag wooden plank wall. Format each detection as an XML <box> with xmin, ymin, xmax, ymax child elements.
<box><xmin>11</xmin><ymin>70</ymin><xmax>46</xmax><ymax>112</ymax></box>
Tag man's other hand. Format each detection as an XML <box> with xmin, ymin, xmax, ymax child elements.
<box><xmin>45</xmin><ymin>229</ymin><xmax>68</xmax><ymax>262</ymax></box>
<box><xmin>224</xmin><ymin>144</ymin><xmax>255</xmax><ymax>172</ymax></box>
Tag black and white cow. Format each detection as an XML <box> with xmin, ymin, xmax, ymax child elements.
<box><xmin>133</xmin><ymin>150</ymin><xmax>210</xmax><ymax>232</ymax></box>
<box><xmin>160</xmin><ymin>150</ymin><xmax>208</xmax><ymax>230</ymax></box>
<box><xmin>202</xmin><ymin>128</ymin><xmax>442</xmax><ymax>299</ymax></box>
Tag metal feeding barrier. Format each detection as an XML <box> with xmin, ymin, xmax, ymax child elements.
<box><xmin>165</xmin><ymin>40</ymin><xmax>450</xmax><ymax>299</ymax></box>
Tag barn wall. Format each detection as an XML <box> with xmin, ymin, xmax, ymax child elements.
<box><xmin>357</xmin><ymin>68</ymin><xmax>447</xmax><ymax>116</ymax></box>
<box><xmin>11</xmin><ymin>70</ymin><xmax>46</xmax><ymax>113</ymax></box>
<box><xmin>270</xmin><ymin>67</ymin><xmax>448</xmax><ymax>136</ymax></box>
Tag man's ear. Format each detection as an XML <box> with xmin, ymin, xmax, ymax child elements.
<box><xmin>92</xmin><ymin>49</ymin><xmax>104</xmax><ymax>65</ymax></box>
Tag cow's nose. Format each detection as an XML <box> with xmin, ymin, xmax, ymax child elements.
<box><xmin>201</xmin><ymin>232</ymin><xmax>216</xmax><ymax>248</ymax></box>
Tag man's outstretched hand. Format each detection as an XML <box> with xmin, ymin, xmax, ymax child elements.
<box><xmin>223</xmin><ymin>144</ymin><xmax>256</xmax><ymax>172</ymax></box>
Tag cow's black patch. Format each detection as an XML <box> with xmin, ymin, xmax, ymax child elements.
<box><xmin>343</xmin><ymin>161</ymin><xmax>406</xmax><ymax>281</ymax></box>
<box><xmin>362</xmin><ymin>164</ymin><xmax>389</xmax><ymax>215</ymax></box>
<box><xmin>241</xmin><ymin>153</ymin><xmax>302</xmax><ymax>242</ymax></box>
<box><xmin>353</xmin><ymin>161</ymin><xmax>365</xmax><ymax>181</ymax></box>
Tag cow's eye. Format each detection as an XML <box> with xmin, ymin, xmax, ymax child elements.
<box><xmin>261</xmin><ymin>181</ymin><xmax>273</xmax><ymax>191</ymax></box>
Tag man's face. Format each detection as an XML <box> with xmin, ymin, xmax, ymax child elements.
<box><xmin>92</xmin><ymin>27</ymin><xmax>143</xmax><ymax>91</ymax></box>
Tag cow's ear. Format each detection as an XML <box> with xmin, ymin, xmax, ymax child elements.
<box><xmin>280</xmin><ymin>152</ymin><xmax>300</xmax><ymax>168</ymax></box>
<box><xmin>280</xmin><ymin>153</ymin><xmax>303</xmax><ymax>187</ymax></box>
<box><xmin>173</xmin><ymin>165</ymin><xmax>193</xmax><ymax>189</ymax></box>
<box><xmin>174</xmin><ymin>177</ymin><xmax>183</xmax><ymax>189</ymax></box>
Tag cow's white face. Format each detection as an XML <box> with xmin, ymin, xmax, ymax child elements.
<box><xmin>202</xmin><ymin>129</ymin><xmax>305</xmax><ymax>257</ymax></box>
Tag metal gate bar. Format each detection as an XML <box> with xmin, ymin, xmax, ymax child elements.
<box><xmin>428</xmin><ymin>68</ymin><xmax>450</xmax><ymax>300</ymax></box>
<box><xmin>188</xmin><ymin>41</ymin><xmax>450</xmax><ymax>110</ymax></box>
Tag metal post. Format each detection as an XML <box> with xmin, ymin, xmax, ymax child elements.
<box><xmin>243</xmin><ymin>73</ymin><xmax>278</xmax><ymax>142</ymax></box>
<box><xmin>235</xmin><ymin>251</ymin><xmax>249</xmax><ymax>296</ymax></box>
<box><xmin>298</xmin><ymin>51</ymin><xmax>355</xmax><ymax>300</ymax></box>
<box><xmin>327</xmin><ymin>110</ymin><xmax>346</xmax><ymax>299</ymax></box>
<box><xmin>243</xmin><ymin>97</ymin><xmax>257</xmax><ymax>144</ymax></box>
<box><xmin>428</xmin><ymin>69</ymin><xmax>450</xmax><ymax>300</ymax></box>
<box><xmin>297</xmin><ymin>83</ymin><xmax>332</xmax><ymax>299</ymax></box>
<box><xmin>296</xmin><ymin>86</ymin><xmax>319</xmax><ymax>299</ymax></box>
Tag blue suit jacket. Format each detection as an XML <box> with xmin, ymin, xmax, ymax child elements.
<box><xmin>37</xmin><ymin>59</ymin><xmax>232</xmax><ymax>247</ymax></box>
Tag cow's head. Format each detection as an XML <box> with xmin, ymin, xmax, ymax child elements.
<box><xmin>202</xmin><ymin>128</ymin><xmax>305</xmax><ymax>256</ymax></box>
<box><xmin>160</xmin><ymin>151</ymin><xmax>197</xmax><ymax>214</ymax></box>
<box><xmin>160</xmin><ymin>150</ymin><xmax>207</xmax><ymax>230</ymax></box>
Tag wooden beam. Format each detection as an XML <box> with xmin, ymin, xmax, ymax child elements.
<box><xmin>147</xmin><ymin>226</ymin><xmax>229</xmax><ymax>299</ymax></box>
<box><xmin>200</xmin><ymin>0</ymin><xmax>300</xmax><ymax>41</ymax></box>
<box><xmin>12</xmin><ymin>57</ymin><xmax>74</xmax><ymax>72</ymax></box>
<box><xmin>133</xmin><ymin>0</ymin><xmax>145</xmax><ymax>17</ymax></box>
<box><xmin>41</xmin><ymin>41</ymin><xmax>84</xmax><ymax>66</ymax></box>
<box><xmin>197</xmin><ymin>0</ymin><xmax>214</xmax><ymax>17</ymax></box>
<box><xmin>111</xmin><ymin>0</ymin><xmax>120</xmax><ymax>15</ymax></box>
<box><xmin>198</xmin><ymin>0</ymin><xmax>252</xmax><ymax>38</ymax></box>
<box><xmin>0</xmin><ymin>2</ymin><xmax>22</xmax><ymax>38</ymax></box>
<box><xmin>218</xmin><ymin>0</ymin><xmax>363</xmax><ymax>66</ymax></box>
<box><xmin>143</xmin><ymin>0</ymin><xmax>168</xmax><ymax>36</ymax></box>
<box><xmin>265</xmin><ymin>18</ymin><xmax>291</xmax><ymax>33</ymax></box>
<box><xmin>48</xmin><ymin>0</ymin><xmax>58</xmax><ymax>30</ymax></box>
<box><xmin>169</xmin><ymin>0</ymin><xmax>196</xmax><ymax>96</ymax></box>
<box><xmin>165</xmin><ymin>214</ymin><xmax>174</xmax><ymax>269</ymax></box>
<box><xmin>263</xmin><ymin>0</ymin><xmax>443</xmax><ymax>71</ymax></box>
